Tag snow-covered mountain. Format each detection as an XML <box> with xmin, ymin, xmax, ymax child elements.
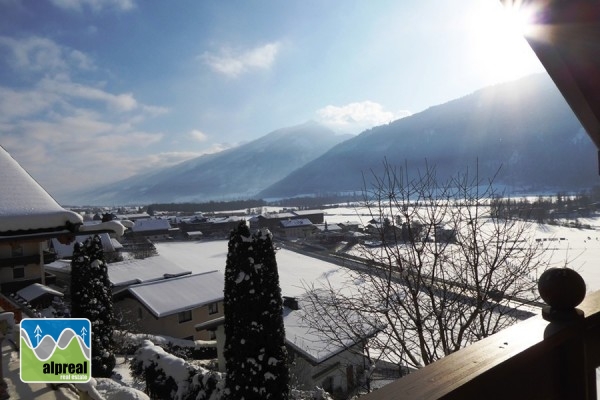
<box><xmin>259</xmin><ymin>74</ymin><xmax>599</xmax><ymax>199</ymax></box>
<box><xmin>71</xmin><ymin>122</ymin><xmax>349</xmax><ymax>205</ymax></box>
<box><xmin>72</xmin><ymin>74</ymin><xmax>599</xmax><ymax>206</ymax></box>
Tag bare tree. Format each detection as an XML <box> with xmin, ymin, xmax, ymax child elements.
<box><xmin>302</xmin><ymin>161</ymin><xmax>550</xmax><ymax>391</ymax></box>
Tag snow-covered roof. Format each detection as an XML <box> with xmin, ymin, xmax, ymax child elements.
<box><xmin>51</xmin><ymin>232</ymin><xmax>117</xmax><ymax>259</ymax></box>
<box><xmin>128</xmin><ymin>271</ymin><xmax>224</xmax><ymax>318</ymax></box>
<box><xmin>108</xmin><ymin>255</ymin><xmax>191</xmax><ymax>287</ymax></box>
<box><xmin>292</xmin><ymin>210</ymin><xmax>323</xmax><ymax>216</ymax></box>
<box><xmin>261</xmin><ymin>212</ymin><xmax>295</xmax><ymax>220</ymax></box>
<box><xmin>16</xmin><ymin>283</ymin><xmax>63</xmax><ymax>302</ymax></box>
<box><xmin>283</xmin><ymin>295</ymin><xmax>380</xmax><ymax>364</ymax></box>
<box><xmin>132</xmin><ymin>218</ymin><xmax>171</xmax><ymax>232</ymax></box>
<box><xmin>0</xmin><ymin>145</ymin><xmax>83</xmax><ymax>234</ymax></box>
<box><xmin>194</xmin><ymin>294</ymin><xmax>380</xmax><ymax>365</ymax></box>
<box><xmin>207</xmin><ymin>216</ymin><xmax>244</xmax><ymax>224</ymax></box>
<box><xmin>280</xmin><ymin>218</ymin><xmax>314</xmax><ymax>228</ymax></box>
<box><xmin>315</xmin><ymin>223</ymin><xmax>342</xmax><ymax>232</ymax></box>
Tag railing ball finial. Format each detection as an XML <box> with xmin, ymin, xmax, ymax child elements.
<box><xmin>538</xmin><ymin>267</ymin><xmax>586</xmax><ymax>321</ymax></box>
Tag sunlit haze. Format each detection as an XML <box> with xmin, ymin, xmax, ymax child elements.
<box><xmin>0</xmin><ymin>0</ymin><xmax>545</xmax><ymax>199</ymax></box>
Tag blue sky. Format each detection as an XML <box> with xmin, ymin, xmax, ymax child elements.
<box><xmin>0</xmin><ymin>0</ymin><xmax>545</xmax><ymax>202</ymax></box>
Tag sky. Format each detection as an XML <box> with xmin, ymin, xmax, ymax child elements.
<box><xmin>0</xmin><ymin>0</ymin><xmax>545</xmax><ymax>202</ymax></box>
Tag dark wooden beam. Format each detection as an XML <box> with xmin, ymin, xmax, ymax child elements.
<box><xmin>502</xmin><ymin>0</ymin><xmax>600</xmax><ymax>152</ymax></box>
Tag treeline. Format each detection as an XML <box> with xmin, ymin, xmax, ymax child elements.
<box><xmin>490</xmin><ymin>187</ymin><xmax>600</xmax><ymax>223</ymax></box>
<box><xmin>147</xmin><ymin>199</ymin><xmax>267</xmax><ymax>214</ymax></box>
<box><xmin>146</xmin><ymin>193</ymin><xmax>362</xmax><ymax>214</ymax></box>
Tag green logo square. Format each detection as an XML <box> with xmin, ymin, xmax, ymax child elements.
<box><xmin>20</xmin><ymin>318</ymin><xmax>91</xmax><ymax>383</ymax></box>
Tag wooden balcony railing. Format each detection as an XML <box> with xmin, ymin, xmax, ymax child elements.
<box><xmin>0</xmin><ymin>250</ymin><xmax>57</xmax><ymax>268</ymax></box>
<box><xmin>361</xmin><ymin>272</ymin><xmax>600</xmax><ymax>400</ymax></box>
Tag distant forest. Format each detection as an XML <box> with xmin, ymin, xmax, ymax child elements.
<box><xmin>145</xmin><ymin>193</ymin><xmax>363</xmax><ymax>214</ymax></box>
<box><xmin>491</xmin><ymin>187</ymin><xmax>600</xmax><ymax>226</ymax></box>
<box><xmin>146</xmin><ymin>188</ymin><xmax>600</xmax><ymax>225</ymax></box>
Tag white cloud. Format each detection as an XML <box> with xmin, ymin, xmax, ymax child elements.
<box><xmin>0</xmin><ymin>87</ymin><xmax>59</xmax><ymax>120</ymax></box>
<box><xmin>0</xmin><ymin>35</ymin><xmax>98</xmax><ymax>75</ymax></box>
<box><xmin>190</xmin><ymin>129</ymin><xmax>208</xmax><ymax>142</ymax></box>
<box><xmin>38</xmin><ymin>77</ymin><xmax>138</xmax><ymax>112</ymax></box>
<box><xmin>0</xmin><ymin>35</ymin><xmax>168</xmax><ymax>198</ymax></box>
<box><xmin>317</xmin><ymin>101</ymin><xmax>411</xmax><ymax>134</ymax></box>
<box><xmin>200</xmin><ymin>42</ymin><xmax>281</xmax><ymax>78</ymax></box>
<box><xmin>49</xmin><ymin>0</ymin><xmax>135</xmax><ymax>12</ymax></box>
<box><xmin>0</xmin><ymin>36</ymin><xmax>67</xmax><ymax>72</ymax></box>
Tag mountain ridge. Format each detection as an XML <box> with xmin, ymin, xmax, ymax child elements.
<box><xmin>259</xmin><ymin>74</ymin><xmax>598</xmax><ymax>199</ymax></box>
<box><xmin>71</xmin><ymin>121</ymin><xmax>350</xmax><ymax>205</ymax></box>
<box><xmin>71</xmin><ymin>74</ymin><xmax>600</xmax><ymax>206</ymax></box>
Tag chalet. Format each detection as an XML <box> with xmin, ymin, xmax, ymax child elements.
<box><xmin>0</xmin><ymin>146</ymin><xmax>125</xmax><ymax>295</ymax></box>
<box><xmin>116</xmin><ymin>271</ymin><xmax>224</xmax><ymax>341</ymax></box>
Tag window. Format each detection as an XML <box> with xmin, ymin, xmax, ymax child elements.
<box><xmin>178</xmin><ymin>310</ymin><xmax>192</xmax><ymax>323</ymax></box>
<box><xmin>208</xmin><ymin>302</ymin><xmax>219</xmax><ymax>315</ymax></box>
<box><xmin>13</xmin><ymin>266</ymin><xmax>24</xmax><ymax>279</ymax></box>
<box><xmin>11</xmin><ymin>244</ymin><xmax>23</xmax><ymax>257</ymax></box>
<box><xmin>138</xmin><ymin>307</ymin><xmax>143</xmax><ymax>319</ymax></box>
<box><xmin>208</xmin><ymin>330</ymin><xmax>216</xmax><ymax>340</ymax></box>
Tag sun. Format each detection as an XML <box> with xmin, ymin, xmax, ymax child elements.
<box><xmin>466</xmin><ymin>0</ymin><xmax>544</xmax><ymax>83</ymax></box>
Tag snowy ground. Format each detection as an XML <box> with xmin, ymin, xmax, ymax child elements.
<box><xmin>156</xmin><ymin>216</ymin><xmax>600</xmax><ymax>294</ymax></box>
<box><xmin>23</xmin><ymin>210</ymin><xmax>600</xmax><ymax>399</ymax></box>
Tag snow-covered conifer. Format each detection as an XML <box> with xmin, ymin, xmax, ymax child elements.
<box><xmin>223</xmin><ymin>221</ymin><xmax>289</xmax><ymax>399</ymax></box>
<box><xmin>70</xmin><ymin>235</ymin><xmax>116</xmax><ymax>378</ymax></box>
<box><xmin>254</xmin><ymin>228</ymin><xmax>289</xmax><ymax>398</ymax></box>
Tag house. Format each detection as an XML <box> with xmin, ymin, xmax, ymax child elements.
<box><xmin>50</xmin><ymin>232</ymin><xmax>122</xmax><ymax>260</ymax></box>
<box><xmin>279</xmin><ymin>218</ymin><xmax>317</xmax><ymax>239</ymax></box>
<box><xmin>250</xmin><ymin>212</ymin><xmax>297</xmax><ymax>231</ymax></box>
<box><xmin>116</xmin><ymin>271</ymin><xmax>224</xmax><ymax>341</ymax></box>
<box><xmin>292</xmin><ymin>210</ymin><xmax>325</xmax><ymax>224</ymax></box>
<box><xmin>251</xmin><ymin>210</ymin><xmax>325</xmax><ymax>232</ymax></box>
<box><xmin>130</xmin><ymin>218</ymin><xmax>175</xmax><ymax>241</ymax></box>
<box><xmin>14</xmin><ymin>283</ymin><xmax>63</xmax><ymax>310</ymax></box>
<box><xmin>314</xmin><ymin>222</ymin><xmax>344</xmax><ymax>243</ymax></box>
<box><xmin>195</xmin><ymin>293</ymin><xmax>380</xmax><ymax>397</ymax></box>
<box><xmin>283</xmin><ymin>297</ymin><xmax>379</xmax><ymax>396</ymax></box>
<box><xmin>179</xmin><ymin>215</ymin><xmax>244</xmax><ymax>238</ymax></box>
<box><xmin>0</xmin><ymin>145</ymin><xmax>125</xmax><ymax>295</ymax></box>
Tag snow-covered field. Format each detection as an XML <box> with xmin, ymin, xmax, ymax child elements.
<box><xmin>156</xmin><ymin>214</ymin><xmax>600</xmax><ymax>294</ymax></box>
<box><xmin>327</xmin><ymin>206</ymin><xmax>600</xmax><ymax>292</ymax></box>
<box><xmin>156</xmin><ymin>213</ymin><xmax>600</xmax><ymax>398</ymax></box>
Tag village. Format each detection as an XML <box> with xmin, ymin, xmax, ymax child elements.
<box><xmin>1</xmin><ymin>143</ymin><xmax>426</xmax><ymax>399</ymax></box>
<box><xmin>5</xmin><ymin>137</ymin><xmax>600</xmax><ymax>399</ymax></box>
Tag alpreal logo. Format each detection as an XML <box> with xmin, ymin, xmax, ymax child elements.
<box><xmin>20</xmin><ymin>318</ymin><xmax>91</xmax><ymax>383</ymax></box>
